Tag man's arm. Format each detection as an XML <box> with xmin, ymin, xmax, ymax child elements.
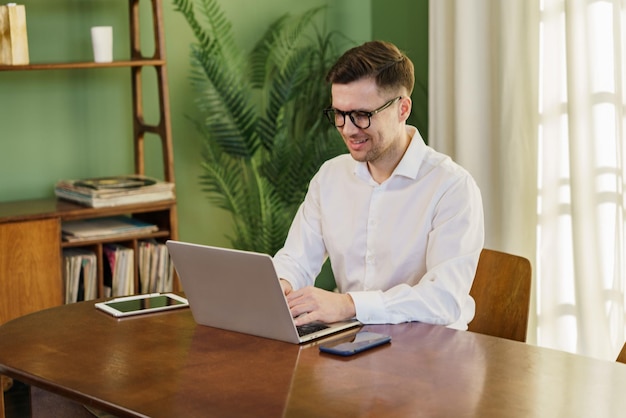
<box><xmin>348</xmin><ymin>175</ymin><xmax>484</xmax><ymax>329</ymax></box>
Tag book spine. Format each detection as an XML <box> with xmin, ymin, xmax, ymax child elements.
<box><xmin>0</xmin><ymin>4</ymin><xmax>30</xmax><ymax>65</ymax></box>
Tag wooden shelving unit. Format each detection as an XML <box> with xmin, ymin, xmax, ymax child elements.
<box><xmin>0</xmin><ymin>0</ymin><xmax>178</xmax><ymax>326</ymax></box>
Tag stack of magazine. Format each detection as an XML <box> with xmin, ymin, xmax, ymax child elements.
<box><xmin>62</xmin><ymin>215</ymin><xmax>158</xmax><ymax>242</ymax></box>
<box><xmin>54</xmin><ymin>175</ymin><xmax>175</xmax><ymax>208</ymax></box>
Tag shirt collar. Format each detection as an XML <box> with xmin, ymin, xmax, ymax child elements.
<box><xmin>354</xmin><ymin>125</ymin><xmax>426</xmax><ymax>182</ymax></box>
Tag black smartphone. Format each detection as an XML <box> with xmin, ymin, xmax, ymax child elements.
<box><xmin>319</xmin><ymin>331</ymin><xmax>391</xmax><ymax>356</ymax></box>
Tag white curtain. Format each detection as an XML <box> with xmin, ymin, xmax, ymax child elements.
<box><xmin>429</xmin><ymin>0</ymin><xmax>626</xmax><ymax>361</ymax></box>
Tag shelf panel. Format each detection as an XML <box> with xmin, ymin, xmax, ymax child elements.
<box><xmin>0</xmin><ymin>59</ymin><xmax>166</xmax><ymax>72</ymax></box>
<box><xmin>0</xmin><ymin>197</ymin><xmax>176</xmax><ymax>223</ymax></box>
<box><xmin>61</xmin><ymin>229</ymin><xmax>171</xmax><ymax>248</ymax></box>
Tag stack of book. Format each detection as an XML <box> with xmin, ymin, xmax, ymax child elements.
<box><xmin>138</xmin><ymin>239</ymin><xmax>174</xmax><ymax>293</ymax></box>
<box><xmin>62</xmin><ymin>249</ymin><xmax>97</xmax><ymax>303</ymax></box>
<box><xmin>104</xmin><ymin>244</ymin><xmax>135</xmax><ymax>297</ymax></box>
<box><xmin>54</xmin><ymin>175</ymin><xmax>175</xmax><ymax>208</ymax></box>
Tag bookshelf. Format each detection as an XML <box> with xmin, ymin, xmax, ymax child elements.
<box><xmin>0</xmin><ymin>0</ymin><xmax>178</xmax><ymax>326</ymax></box>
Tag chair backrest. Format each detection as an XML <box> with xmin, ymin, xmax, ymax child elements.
<box><xmin>616</xmin><ymin>343</ymin><xmax>626</xmax><ymax>364</ymax></box>
<box><xmin>467</xmin><ymin>248</ymin><xmax>532</xmax><ymax>342</ymax></box>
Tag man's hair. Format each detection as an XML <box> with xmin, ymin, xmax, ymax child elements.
<box><xmin>326</xmin><ymin>40</ymin><xmax>415</xmax><ymax>96</ymax></box>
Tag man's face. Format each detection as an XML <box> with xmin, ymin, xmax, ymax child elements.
<box><xmin>330</xmin><ymin>78</ymin><xmax>407</xmax><ymax>165</ymax></box>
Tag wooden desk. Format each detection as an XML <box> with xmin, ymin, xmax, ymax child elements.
<box><xmin>1</xmin><ymin>301</ymin><xmax>626</xmax><ymax>417</ymax></box>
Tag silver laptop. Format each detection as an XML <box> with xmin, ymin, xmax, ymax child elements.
<box><xmin>165</xmin><ymin>240</ymin><xmax>361</xmax><ymax>344</ymax></box>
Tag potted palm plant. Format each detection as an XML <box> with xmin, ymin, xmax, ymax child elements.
<box><xmin>173</xmin><ymin>0</ymin><xmax>349</xmax><ymax>264</ymax></box>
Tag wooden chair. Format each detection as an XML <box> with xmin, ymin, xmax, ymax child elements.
<box><xmin>616</xmin><ymin>343</ymin><xmax>626</xmax><ymax>364</ymax></box>
<box><xmin>467</xmin><ymin>248</ymin><xmax>532</xmax><ymax>342</ymax></box>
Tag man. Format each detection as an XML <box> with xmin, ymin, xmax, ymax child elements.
<box><xmin>273</xmin><ymin>41</ymin><xmax>484</xmax><ymax>330</ymax></box>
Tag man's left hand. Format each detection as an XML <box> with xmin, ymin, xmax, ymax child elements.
<box><xmin>286</xmin><ymin>286</ymin><xmax>356</xmax><ymax>326</ymax></box>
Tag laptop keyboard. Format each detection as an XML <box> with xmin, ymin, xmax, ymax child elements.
<box><xmin>296</xmin><ymin>323</ymin><xmax>329</xmax><ymax>337</ymax></box>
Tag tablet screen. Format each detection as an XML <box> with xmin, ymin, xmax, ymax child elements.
<box><xmin>95</xmin><ymin>293</ymin><xmax>189</xmax><ymax>317</ymax></box>
<box><xmin>107</xmin><ymin>295</ymin><xmax>185</xmax><ymax>312</ymax></box>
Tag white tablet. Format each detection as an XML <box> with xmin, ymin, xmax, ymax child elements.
<box><xmin>95</xmin><ymin>293</ymin><xmax>189</xmax><ymax>317</ymax></box>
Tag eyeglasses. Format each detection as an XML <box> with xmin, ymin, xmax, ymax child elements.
<box><xmin>323</xmin><ymin>96</ymin><xmax>402</xmax><ymax>129</ymax></box>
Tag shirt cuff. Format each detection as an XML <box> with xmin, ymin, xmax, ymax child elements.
<box><xmin>348</xmin><ymin>290</ymin><xmax>386</xmax><ymax>324</ymax></box>
<box><xmin>273</xmin><ymin>260</ymin><xmax>305</xmax><ymax>290</ymax></box>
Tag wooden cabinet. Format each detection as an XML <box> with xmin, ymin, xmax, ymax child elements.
<box><xmin>0</xmin><ymin>0</ymin><xmax>178</xmax><ymax>325</ymax></box>
<box><xmin>0</xmin><ymin>218</ymin><xmax>62</xmax><ymax>325</ymax></box>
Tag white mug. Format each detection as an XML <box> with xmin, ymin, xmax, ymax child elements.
<box><xmin>91</xmin><ymin>26</ymin><xmax>113</xmax><ymax>63</ymax></box>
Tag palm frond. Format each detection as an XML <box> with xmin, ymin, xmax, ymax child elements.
<box><xmin>189</xmin><ymin>38</ymin><xmax>259</xmax><ymax>158</ymax></box>
<box><xmin>172</xmin><ymin>0</ymin><xmax>212</xmax><ymax>50</ymax></box>
<box><xmin>249</xmin><ymin>14</ymin><xmax>290</xmax><ymax>89</ymax></box>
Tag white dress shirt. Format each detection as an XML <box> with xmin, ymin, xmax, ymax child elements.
<box><xmin>273</xmin><ymin>126</ymin><xmax>484</xmax><ymax>329</ymax></box>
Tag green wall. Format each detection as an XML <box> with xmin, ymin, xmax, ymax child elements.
<box><xmin>372</xmin><ymin>0</ymin><xmax>429</xmax><ymax>141</ymax></box>
<box><xmin>0</xmin><ymin>0</ymin><xmax>427</xmax><ymax>248</ymax></box>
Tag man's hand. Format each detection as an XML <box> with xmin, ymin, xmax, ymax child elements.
<box><xmin>286</xmin><ymin>286</ymin><xmax>356</xmax><ymax>326</ymax></box>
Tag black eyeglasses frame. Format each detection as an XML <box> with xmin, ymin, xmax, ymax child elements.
<box><xmin>323</xmin><ymin>96</ymin><xmax>403</xmax><ymax>129</ymax></box>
